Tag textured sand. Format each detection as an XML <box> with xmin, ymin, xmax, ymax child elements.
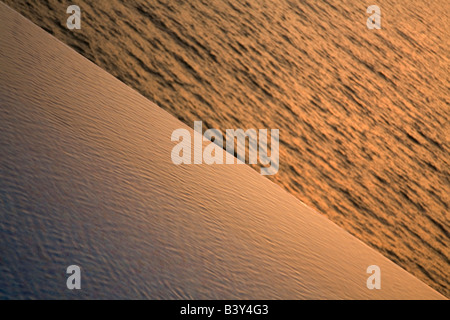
<box><xmin>0</xmin><ymin>3</ymin><xmax>446</xmax><ymax>299</ymax></box>
<box><xmin>1</xmin><ymin>0</ymin><xmax>449</xmax><ymax>296</ymax></box>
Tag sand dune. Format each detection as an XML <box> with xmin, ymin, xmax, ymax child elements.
<box><xmin>0</xmin><ymin>4</ymin><xmax>445</xmax><ymax>299</ymax></box>
<box><xmin>3</xmin><ymin>0</ymin><xmax>448</xmax><ymax>297</ymax></box>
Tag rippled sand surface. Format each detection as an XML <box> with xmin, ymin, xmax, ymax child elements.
<box><xmin>2</xmin><ymin>0</ymin><xmax>449</xmax><ymax>296</ymax></box>
<box><xmin>3</xmin><ymin>4</ymin><xmax>445</xmax><ymax>299</ymax></box>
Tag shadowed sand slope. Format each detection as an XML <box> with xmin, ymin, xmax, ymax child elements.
<box><xmin>2</xmin><ymin>0</ymin><xmax>448</xmax><ymax>297</ymax></box>
<box><xmin>0</xmin><ymin>4</ymin><xmax>445</xmax><ymax>299</ymax></box>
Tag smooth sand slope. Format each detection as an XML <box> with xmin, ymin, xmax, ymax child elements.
<box><xmin>0</xmin><ymin>4</ymin><xmax>445</xmax><ymax>299</ymax></box>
